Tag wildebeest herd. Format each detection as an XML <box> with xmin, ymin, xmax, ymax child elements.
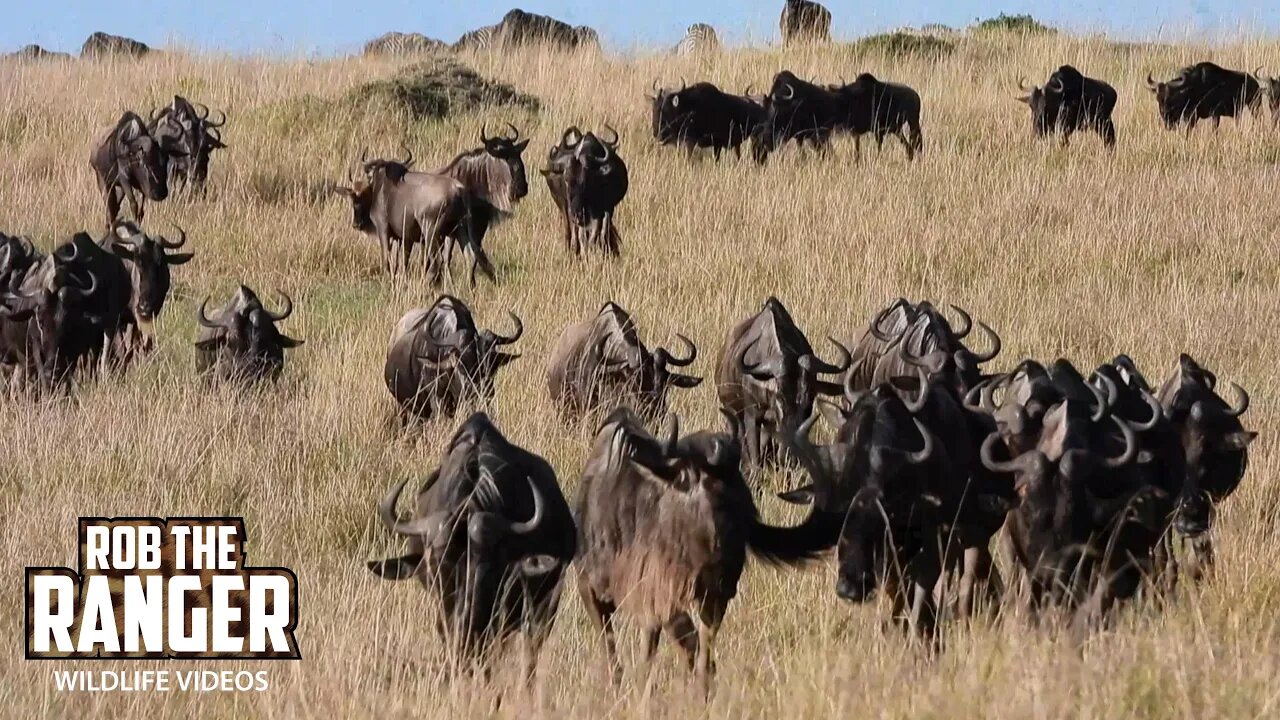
<box><xmin>0</xmin><ymin>3</ymin><xmax>1269</xmax><ymax>698</ymax></box>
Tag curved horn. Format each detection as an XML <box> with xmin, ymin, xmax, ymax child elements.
<box><xmin>869</xmin><ymin>303</ymin><xmax>905</xmax><ymax>342</ymax></box>
<box><xmin>492</xmin><ymin>312</ymin><xmax>523</xmax><ymax>345</ymax></box>
<box><xmin>1103</xmin><ymin>416</ymin><xmax>1138</xmax><ymax>469</ymax></box>
<box><xmin>196</xmin><ymin>296</ymin><xmax>222</xmax><ymax>328</ymax></box>
<box><xmin>53</xmin><ymin>241</ymin><xmax>80</xmax><ymax>264</ymax></box>
<box><xmin>780</xmin><ymin>82</ymin><xmax>795</xmax><ymax>100</ymax></box>
<box><xmin>508</xmin><ymin>476</ymin><xmax>545</xmax><ymax>535</ymax></box>
<box><xmin>480</xmin><ymin>123</ymin><xmax>493</xmax><ymax>145</ymax></box>
<box><xmin>905</xmin><ymin>418</ymin><xmax>935</xmax><ymax>465</ymax></box>
<box><xmin>809</xmin><ymin>337</ymin><xmax>852</xmax><ymax>375</ymax></box>
<box><xmin>206</xmin><ymin>108</ymin><xmax>227</xmax><ymax>127</ymax></box>
<box><xmin>651</xmin><ymin>78</ymin><xmax>660</xmax><ymax>95</ymax></box>
<box><xmin>1146</xmin><ymin>73</ymin><xmax>1159</xmax><ymax>90</ymax></box>
<box><xmin>662</xmin><ymin>413</ymin><xmax>679</xmax><ymax>456</ymax></box>
<box><xmin>67</xmin><ymin>270</ymin><xmax>98</xmax><ymax>299</ymax></box>
<box><xmin>1224</xmin><ymin>383</ymin><xmax>1250</xmax><ymax>418</ymax></box>
<box><xmin>1096</xmin><ymin>373</ymin><xmax>1119</xmax><ymax>409</ymax></box>
<box><xmin>1129</xmin><ymin>389</ymin><xmax>1163</xmax><ymax>432</ymax></box>
<box><xmin>149</xmin><ymin>105</ymin><xmax>166</xmax><ymax>123</ymax></box>
<box><xmin>195</xmin><ymin>102</ymin><xmax>210</xmax><ymax>120</ymax></box>
<box><xmin>400</xmin><ymin>146</ymin><xmax>414</xmax><ymax>168</ymax></box>
<box><xmin>1047</xmin><ymin>75</ymin><xmax>1065</xmax><ymax>93</ymax></box>
<box><xmin>949</xmin><ymin>305</ymin><xmax>973</xmax><ymax>338</ymax></box>
<box><xmin>562</xmin><ymin>126</ymin><xmax>582</xmax><ymax>147</ymax></box>
<box><xmin>159</xmin><ymin>225</ymin><xmax>187</xmax><ymax>249</ymax></box>
<box><xmin>963</xmin><ymin>381</ymin><xmax>986</xmax><ymax>410</ymax></box>
<box><xmin>903</xmin><ymin>369</ymin><xmax>931</xmax><ymax>414</ymax></box>
<box><xmin>980</xmin><ymin>432</ymin><xmax>1022</xmax><ymax>474</ymax></box>
<box><xmin>1017</xmin><ymin>77</ymin><xmax>1032</xmax><ymax>92</ymax></box>
<box><xmin>359</xmin><ymin>147</ymin><xmax>369</xmax><ymax>165</ymax></box>
<box><xmin>591</xmin><ymin>139</ymin><xmax>612</xmax><ymax>164</ymax></box>
<box><xmin>504</xmin><ymin>122</ymin><xmax>520</xmax><ymax>141</ymax></box>
<box><xmin>968</xmin><ymin>321</ymin><xmax>1001</xmax><ymax>363</ymax></box>
<box><xmin>661</xmin><ymin>334</ymin><xmax>697</xmax><ymax>367</ymax></box>
<box><xmin>380</xmin><ymin>476</ymin><xmax>447</xmax><ymax>539</ymax></box>
<box><xmin>266</xmin><ymin>290</ymin><xmax>293</xmax><ymax>322</ymax></box>
<box><xmin>601</xmin><ymin>124</ymin><xmax>619</xmax><ymax>147</ymax></box>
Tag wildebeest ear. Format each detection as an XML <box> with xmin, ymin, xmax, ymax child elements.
<box><xmin>120</xmin><ymin>117</ymin><xmax>145</xmax><ymax>143</ymax></box>
<box><xmin>513</xmin><ymin>139</ymin><xmax>530</xmax><ymax>153</ymax></box>
<box><xmin>668</xmin><ymin>372</ymin><xmax>702</xmax><ymax>388</ymax></box>
<box><xmin>1015</xmin><ymin>94</ymin><xmax>1032</xmax><ymax>104</ymax></box>
<box><xmin>366</xmin><ymin>553</ymin><xmax>423</xmax><ymax>580</ymax></box>
<box><xmin>517</xmin><ymin>554</ymin><xmax>561</xmax><ymax>577</ymax></box>
<box><xmin>166</xmin><ymin>252</ymin><xmax>195</xmax><ymax>265</ymax></box>
<box><xmin>277</xmin><ymin>335</ymin><xmax>304</xmax><ymax>349</ymax></box>
<box><xmin>777</xmin><ymin>485</ymin><xmax>815</xmax><ymax>505</ymax></box>
<box><xmin>1218</xmin><ymin>431</ymin><xmax>1257</xmax><ymax>450</ymax></box>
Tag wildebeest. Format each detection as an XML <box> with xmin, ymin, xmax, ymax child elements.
<box><xmin>844</xmin><ymin>299</ymin><xmax>1001</xmax><ymax>396</ymax></box>
<box><xmin>716</xmin><ymin>296</ymin><xmax>850</xmax><ymax>468</ymax></box>
<box><xmin>89</xmin><ymin>112</ymin><xmax>181</xmax><ymax>226</ymax></box>
<box><xmin>675</xmin><ymin>24</ymin><xmax>721</xmax><ymax>56</ymax></box>
<box><xmin>1146</xmin><ymin>62</ymin><xmax>1265</xmax><ymax>130</ymax></box>
<box><xmin>649</xmin><ymin>81</ymin><xmax>767</xmax><ymax>161</ymax></box>
<box><xmin>1154</xmin><ymin>354</ymin><xmax>1254</xmax><ymax>579</ymax></box>
<box><xmin>431</xmin><ymin>123</ymin><xmax>530</xmax><ymax>213</ymax></box>
<box><xmin>540</xmin><ymin>127</ymin><xmax>628</xmax><ymax>256</ymax></box>
<box><xmin>103</xmin><ymin>222</ymin><xmax>194</xmax><ymax>359</ymax></box>
<box><xmin>779</xmin><ymin>0</ymin><xmax>832</xmax><ymax>45</ymax></box>
<box><xmin>148</xmin><ymin>95</ymin><xmax>227</xmax><ymax>196</ymax></box>
<box><xmin>368</xmin><ymin>412</ymin><xmax>576</xmax><ymax>675</ymax></box>
<box><xmin>1266</xmin><ymin>73</ymin><xmax>1280</xmax><ymax>126</ymax></box>
<box><xmin>385</xmin><ymin>295</ymin><xmax>522</xmax><ymax>424</ymax></box>
<box><xmin>0</xmin><ymin>233</ymin><xmax>41</xmax><ymax>290</ymax></box>
<box><xmin>752</xmin><ymin>71</ymin><xmax>844</xmax><ymax>162</ymax></box>
<box><xmin>832</xmin><ymin>73</ymin><xmax>924</xmax><ymax>161</ymax></box>
<box><xmin>195</xmin><ymin>285</ymin><xmax>302</xmax><ymax>383</ymax></box>
<box><xmin>1017</xmin><ymin>65</ymin><xmax>1118</xmax><ymax>147</ymax></box>
<box><xmin>575</xmin><ymin>408</ymin><xmax>832</xmax><ymax>690</ymax></box>
<box><xmin>334</xmin><ymin>151</ymin><xmax>496</xmax><ymax>284</ymax></box>
<box><xmin>362</xmin><ymin>31</ymin><xmax>447</xmax><ymax>56</ymax></box>
<box><xmin>546</xmin><ymin>302</ymin><xmax>700</xmax><ymax>419</ymax></box>
<box><xmin>80</xmin><ymin>32</ymin><xmax>150</xmax><ymax>59</ymax></box>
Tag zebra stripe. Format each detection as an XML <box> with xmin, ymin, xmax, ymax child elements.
<box><xmin>674</xmin><ymin>24</ymin><xmax>721</xmax><ymax>56</ymax></box>
<box><xmin>453</xmin><ymin>24</ymin><xmax>498</xmax><ymax>52</ymax></box>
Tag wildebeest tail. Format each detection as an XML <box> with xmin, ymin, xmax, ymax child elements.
<box><xmin>367</xmin><ymin>552</ymin><xmax>423</xmax><ymax>579</ymax></box>
<box><xmin>747</xmin><ymin>510</ymin><xmax>840</xmax><ymax>565</ymax></box>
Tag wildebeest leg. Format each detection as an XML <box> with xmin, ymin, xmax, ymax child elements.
<box><xmin>665</xmin><ymin>613</ymin><xmax>698</xmax><ymax>671</ymax></box>
<box><xmin>1187</xmin><ymin>534</ymin><xmax>1215</xmax><ymax>582</ymax></box>
<box><xmin>743</xmin><ymin>409</ymin><xmax>762</xmax><ymax>469</ymax></box>
<box><xmin>908</xmin><ymin>566</ymin><xmax>941</xmax><ymax>640</ymax></box>
<box><xmin>127</xmin><ymin>189</ymin><xmax>144</xmax><ymax>225</ymax></box>
<box><xmin>690</xmin><ymin>607</ymin><xmax>719</xmax><ymax>696</ymax></box>
<box><xmin>105</xmin><ymin>185</ymin><xmax>123</xmax><ymax>227</ymax></box>
<box><xmin>604</xmin><ymin>214</ymin><xmax>620</xmax><ymax>257</ymax></box>
<box><xmin>853</xmin><ymin>135</ymin><xmax>862</xmax><ymax>164</ymax></box>
<box><xmin>1213</xmin><ymin>116</ymin><xmax>1221</xmax><ymax>130</ymax></box>
<box><xmin>579</xmin><ymin>588</ymin><xmax>623</xmax><ymax>685</ymax></box>
<box><xmin>1100</xmin><ymin>119</ymin><xmax>1117</xmax><ymax>149</ymax></box>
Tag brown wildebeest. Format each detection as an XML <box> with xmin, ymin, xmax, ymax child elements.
<box><xmin>195</xmin><ymin>285</ymin><xmax>302</xmax><ymax>383</ymax></box>
<box><xmin>715</xmin><ymin>296</ymin><xmax>850</xmax><ymax>468</ymax></box>
<box><xmin>368</xmin><ymin>412</ymin><xmax>577</xmax><ymax>678</ymax></box>
<box><xmin>431</xmin><ymin>123</ymin><xmax>530</xmax><ymax>212</ymax></box>
<box><xmin>384</xmin><ymin>295</ymin><xmax>522</xmax><ymax>424</ymax></box>
<box><xmin>575</xmin><ymin>408</ymin><xmax>833</xmax><ymax>692</ymax></box>
<box><xmin>89</xmin><ymin>111</ymin><xmax>183</xmax><ymax>226</ymax></box>
<box><xmin>546</xmin><ymin>301</ymin><xmax>700</xmax><ymax>420</ymax></box>
<box><xmin>334</xmin><ymin>150</ymin><xmax>496</xmax><ymax>285</ymax></box>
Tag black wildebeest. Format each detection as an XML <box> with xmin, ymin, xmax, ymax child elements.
<box><xmin>195</xmin><ymin>285</ymin><xmax>302</xmax><ymax>383</ymax></box>
<box><xmin>752</xmin><ymin>71</ymin><xmax>844</xmax><ymax>162</ymax></box>
<box><xmin>0</xmin><ymin>233</ymin><xmax>41</xmax><ymax>290</ymax></box>
<box><xmin>1154</xmin><ymin>354</ymin><xmax>1254</xmax><ymax>578</ymax></box>
<box><xmin>649</xmin><ymin>81</ymin><xmax>767</xmax><ymax>161</ymax></box>
<box><xmin>1146</xmin><ymin>62</ymin><xmax>1265</xmax><ymax>131</ymax></box>
<box><xmin>368</xmin><ymin>412</ymin><xmax>576</xmax><ymax>676</ymax></box>
<box><xmin>1017</xmin><ymin>65</ymin><xmax>1117</xmax><ymax>147</ymax></box>
<box><xmin>833</xmin><ymin>73</ymin><xmax>924</xmax><ymax>161</ymax></box>
<box><xmin>844</xmin><ymin>299</ymin><xmax>1001</xmax><ymax>395</ymax></box>
<box><xmin>546</xmin><ymin>302</ymin><xmax>700</xmax><ymax>420</ymax></box>
<box><xmin>385</xmin><ymin>295</ymin><xmax>522</xmax><ymax>424</ymax></box>
<box><xmin>576</xmin><ymin>408</ymin><xmax>832</xmax><ymax>691</ymax></box>
<box><xmin>779</xmin><ymin>0</ymin><xmax>831</xmax><ymax>45</ymax></box>
<box><xmin>541</xmin><ymin>127</ymin><xmax>628</xmax><ymax>256</ymax></box>
<box><xmin>335</xmin><ymin>151</ymin><xmax>496</xmax><ymax>284</ymax></box>
<box><xmin>716</xmin><ymin>296</ymin><xmax>850</xmax><ymax>468</ymax></box>
<box><xmin>149</xmin><ymin>95</ymin><xmax>227</xmax><ymax>195</ymax></box>
<box><xmin>89</xmin><ymin>111</ymin><xmax>182</xmax><ymax>226</ymax></box>
<box><xmin>95</xmin><ymin>222</ymin><xmax>194</xmax><ymax>362</ymax></box>
<box><xmin>0</xmin><ymin>249</ymin><xmax>100</xmax><ymax>394</ymax></box>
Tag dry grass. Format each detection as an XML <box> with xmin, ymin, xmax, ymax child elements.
<box><xmin>2</xmin><ymin>32</ymin><xmax>1279</xmax><ymax>719</ymax></box>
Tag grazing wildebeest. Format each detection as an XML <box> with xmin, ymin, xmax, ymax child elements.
<box><xmin>546</xmin><ymin>301</ymin><xmax>700</xmax><ymax>420</ymax></box>
<box><xmin>1154</xmin><ymin>354</ymin><xmax>1254</xmax><ymax>579</ymax></box>
<box><xmin>845</xmin><ymin>299</ymin><xmax>1001</xmax><ymax>395</ymax></box>
<box><xmin>431</xmin><ymin>123</ymin><xmax>530</xmax><ymax>213</ymax></box>
<box><xmin>752</xmin><ymin>71</ymin><xmax>845</xmax><ymax>162</ymax></box>
<box><xmin>540</xmin><ymin>127</ymin><xmax>628</xmax><ymax>256</ymax></box>
<box><xmin>1146</xmin><ymin>62</ymin><xmax>1265</xmax><ymax>130</ymax></box>
<box><xmin>576</xmin><ymin>408</ymin><xmax>833</xmax><ymax>691</ymax></box>
<box><xmin>834</xmin><ymin>73</ymin><xmax>924</xmax><ymax>161</ymax></box>
<box><xmin>0</xmin><ymin>250</ymin><xmax>100</xmax><ymax>393</ymax></box>
<box><xmin>716</xmin><ymin>296</ymin><xmax>850</xmax><ymax>468</ymax></box>
<box><xmin>195</xmin><ymin>285</ymin><xmax>302</xmax><ymax>383</ymax></box>
<box><xmin>102</xmin><ymin>222</ymin><xmax>194</xmax><ymax>359</ymax></box>
<box><xmin>334</xmin><ymin>151</ymin><xmax>496</xmax><ymax>284</ymax></box>
<box><xmin>649</xmin><ymin>81</ymin><xmax>767</xmax><ymax>160</ymax></box>
<box><xmin>385</xmin><ymin>295</ymin><xmax>522</xmax><ymax>424</ymax></box>
<box><xmin>779</xmin><ymin>0</ymin><xmax>832</xmax><ymax>45</ymax></box>
<box><xmin>89</xmin><ymin>112</ymin><xmax>181</xmax><ymax>226</ymax></box>
<box><xmin>80</xmin><ymin>32</ymin><xmax>150</xmax><ymax>59</ymax></box>
<box><xmin>1017</xmin><ymin>65</ymin><xmax>1118</xmax><ymax>147</ymax></box>
<box><xmin>149</xmin><ymin>95</ymin><xmax>227</xmax><ymax>196</ymax></box>
<box><xmin>368</xmin><ymin>412</ymin><xmax>576</xmax><ymax>676</ymax></box>
<box><xmin>674</xmin><ymin>23</ymin><xmax>721</xmax><ymax>56</ymax></box>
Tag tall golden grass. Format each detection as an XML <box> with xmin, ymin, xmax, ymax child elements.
<box><xmin>1</xmin><ymin>31</ymin><xmax>1279</xmax><ymax>718</ymax></box>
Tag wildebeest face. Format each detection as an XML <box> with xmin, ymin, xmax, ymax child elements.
<box><xmin>468</xmin><ymin>313</ymin><xmax>523</xmax><ymax>399</ymax></box>
<box><xmin>110</xmin><ymin>224</ymin><xmax>194</xmax><ymax>321</ymax></box>
<box><xmin>835</xmin><ymin>486</ymin><xmax>886</xmax><ymax>602</ymax></box>
<box><xmin>481</xmin><ymin>124</ymin><xmax>530</xmax><ymax>201</ymax></box>
<box><xmin>336</xmin><ymin>177</ymin><xmax>376</xmax><ymax>233</ymax></box>
<box><xmin>566</xmin><ymin>133</ymin><xmax>618</xmax><ymax>224</ymax></box>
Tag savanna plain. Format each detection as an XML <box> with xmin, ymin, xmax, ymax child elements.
<box><xmin>1</xmin><ymin>28</ymin><xmax>1279</xmax><ymax>720</ymax></box>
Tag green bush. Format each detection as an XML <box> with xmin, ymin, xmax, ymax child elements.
<box><xmin>342</xmin><ymin>57</ymin><xmax>540</xmax><ymax>120</ymax></box>
<box><xmin>972</xmin><ymin>13</ymin><xmax>1054</xmax><ymax>34</ymax></box>
<box><xmin>851</xmin><ymin>31</ymin><xmax>956</xmax><ymax>59</ymax></box>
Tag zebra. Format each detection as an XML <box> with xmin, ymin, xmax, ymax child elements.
<box><xmin>779</xmin><ymin>0</ymin><xmax>832</xmax><ymax>46</ymax></box>
<box><xmin>674</xmin><ymin>23</ymin><xmax>721</xmax><ymax>56</ymax></box>
<box><xmin>453</xmin><ymin>24</ymin><xmax>499</xmax><ymax>52</ymax></box>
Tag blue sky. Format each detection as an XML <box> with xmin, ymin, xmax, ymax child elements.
<box><xmin>4</xmin><ymin>2</ymin><xmax>1279</xmax><ymax>56</ymax></box>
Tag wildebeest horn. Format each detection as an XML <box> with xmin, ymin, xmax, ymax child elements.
<box><xmin>149</xmin><ymin>105</ymin><xmax>166</xmax><ymax>122</ymax></box>
<box><xmin>196</xmin><ymin>296</ymin><xmax>222</xmax><ymax>328</ymax></box>
<box><xmin>1017</xmin><ymin>77</ymin><xmax>1031</xmax><ymax>92</ymax></box>
<box><xmin>504</xmin><ymin>122</ymin><xmax>520</xmax><ymax>141</ymax></box>
<box><xmin>1047</xmin><ymin>76</ymin><xmax>1064</xmax><ymax>93</ymax></box>
<box><xmin>906</xmin><ymin>418</ymin><xmax>935</xmax><ymax>465</ymax></box>
<box><xmin>562</xmin><ymin>126</ymin><xmax>582</xmax><ymax>147</ymax></box>
<box><xmin>780</xmin><ymin>82</ymin><xmax>795</xmax><ymax>100</ymax></box>
<box><xmin>493</xmin><ymin>312</ymin><xmax>523</xmax><ymax>345</ymax></box>
<box><xmin>379</xmin><ymin>476</ymin><xmax>447</xmax><ymax>539</ymax></box>
<box><xmin>359</xmin><ymin>147</ymin><xmax>369</xmax><ymax>165</ymax></box>
<box><xmin>159</xmin><ymin>225</ymin><xmax>187</xmax><ymax>249</ymax></box>
<box><xmin>399</xmin><ymin>146</ymin><xmax>415</xmax><ymax>168</ymax></box>
<box><xmin>480</xmin><ymin>123</ymin><xmax>493</xmax><ymax>145</ymax></box>
<box><xmin>601</xmin><ymin>124</ymin><xmax>620</xmax><ymax>148</ymax></box>
<box><xmin>1104</xmin><ymin>416</ymin><xmax>1138</xmax><ymax>469</ymax></box>
<box><xmin>1224</xmin><ymin>383</ymin><xmax>1250</xmax><ymax>418</ymax></box>
<box><xmin>195</xmin><ymin>102</ymin><xmax>210</xmax><ymax>120</ymax></box>
<box><xmin>660</xmin><ymin>334</ymin><xmax>697</xmax><ymax>367</ymax></box>
<box><xmin>810</xmin><ymin>337</ymin><xmax>852</xmax><ymax>375</ymax></box>
<box><xmin>1146</xmin><ymin>73</ymin><xmax>1159</xmax><ymax>90</ymax></box>
<box><xmin>869</xmin><ymin>303</ymin><xmax>905</xmax><ymax>342</ymax></box>
<box><xmin>590</xmin><ymin>139</ymin><xmax>612</xmax><ymax>164</ymax></box>
<box><xmin>662</xmin><ymin>413</ymin><xmax>679</xmax><ymax>456</ymax></box>
<box><xmin>206</xmin><ymin>108</ymin><xmax>227</xmax><ymax>128</ymax></box>
<box><xmin>903</xmin><ymin>369</ymin><xmax>931</xmax><ymax>414</ymax></box>
<box><xmin>979</xmin><ymin>432</ymin><xmax>1021</xmax><ymax>474</ymax></box>
<box><xmin>968</xmin><ymin>322</ymin><xmax>1001</xmax><ymax>362</ymax></box>
<box><xmin>1129</xmin><ymin>389</ymin><xmax>1163</xmax><ymax>432</ymax></box>
<box><xmin>265</xmin><ymin>291</ymin><xmax>293</xmax><ymax>322</ymax></box>
<box><xmin>53</xmin><ymin>241</ymin><xmax>80</xmax><ymax>264</ymax></box>
<box><xmin>650</xmin><ymin>78</ymin><xmax>660</xmax><ymax>95</ymax></box>
<box><xmin>1096</xmin><ymin>373</ymin><xmax>1119</xmax><ymax>409</ymax></box>
<box><xmin>1087</xmin><ymin>381</ymin><xmax>1110</xmax><ymax>422</ymax></box>
<box><xmin>949</xmin><ymin>305</ymin><xmax>973</xmax><ymax>338</ymax></box>
<box><xmin>508</xmin><ymin>476</ymin><xmax>545</xmax><ymax>535</ymax></box>
<box><xmin>66</xmin><ymin>270</ymin><xmax>98</xmax><ymax>299</ymax></box>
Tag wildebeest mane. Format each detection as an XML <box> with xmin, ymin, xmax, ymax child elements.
<box><xmin>435</xmin><ymin>149</ymin><xmax>517</xmax><ymax>213</ymax></box>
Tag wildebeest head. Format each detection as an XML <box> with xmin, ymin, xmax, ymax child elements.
<box><xmin>1157</xmin><ymin>354</ymin><xmax>1254</xmax><ymax>535</ymax></box>
<box><xmin>565</xmin><ymin>127</ymin><xmax>625</xmax><ymax>224</ymax></box>
<box><xmin>112</xmin><ymin>112</ymin><xmax>175</xmax><ymax>202</ymax></box>
<box><xmin>649</xmin><ymin>80</ymin><xmax>692</xmax><ymax>144</ymax></box>
<box><xmin>871</xmin><ymin>300</ymin><xmax>1001</xmax><ymax>393</ymax></box>
<box><xmin>478</xmin><ymin>123</ymin><xmax>530</xmax><ymax>202</ymax></box>
<box><xmin>0</xmin><ymin>233</ymin><xmax>40</xmax><ymax>288</ymax></box>
<box><xmin>333</xmin><ymin>149</ymin><xmax>416</xmax><ymax>232</ymax></box>
<box><xmin>1016</xmin><ymin>65</ymin><xmax>1086</xmax><ymax>136</ymax></box>
<box><xmin>108</xmin><ymin>222</ymin><xmax>194</xmax><ymax>324</ymax></box>
<box><xmin>411</xmin><ymin>295</ymin><xmax>522</xmax><ymax>399</ymax></box>
<box><xmin>1265</xmin><ymin>74</ymin><xmax>1280</xmax><ymax>124</ymax></box>
<box><xmin>373</xmin><ymin>412</ymin><xmax>560</xmax><ymax>643</ymax></box>
<box><xmin>587</xmin><ymin>301</ymin><xmax>701</xmax><ymax>415</ymax></box>
<box><xmin>196</xmin><ymin>285</ymin><xmax>302</xmax><ymax>382</ymax></box>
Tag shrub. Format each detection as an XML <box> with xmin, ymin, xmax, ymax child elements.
<box><xmin>972</xmin><ymin>14</ymin><xmax>1054</xmax><ymax>34</ymax></box>
<box><xmin>851</xmin><ymin>32</ymin><xmax>956</xmax><ymax>59</ymax></box>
